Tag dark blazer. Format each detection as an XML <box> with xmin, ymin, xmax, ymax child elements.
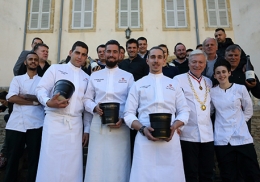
<box><xmin>13</xmin><ymin>50</ymin><xmax>31</xmax><ymax>76</ymax></box>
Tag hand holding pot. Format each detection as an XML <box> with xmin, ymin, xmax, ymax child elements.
<box><xmin>47</xmin><ymin>93</ymin><xmax>69</xmax><ymax>108</ymax></box>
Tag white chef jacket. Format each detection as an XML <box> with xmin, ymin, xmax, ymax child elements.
<box><xmin>124</xmin><ymin>73</ymin><xmax>189</xmax><ymax>182</ymax></box>
<box><xmin>6</xmin><ymin>73</ymin><xmax>44</xmax><ymax>132</ymax></box>
<box><xmin>124</xmin><ymin>72</ymin><xmax>190</xmax><ymax>130</ymax></box>
<box><xmin>211</xmin><ymin>83</ymin><xmax>253</xmax><ymax>146</ymax></box>
<box><xmin>36</xmin><ymin>62</ymin><xmax>91</xmax><ymax>132</ymax></box>
<box><xmin>84</xmin><ymin>66</ymin><xmax>134</xmax><ymax>118</ymax></box>
<box><xmin>173</xmin><ymin>72</ymin><xmax>214</xmax><ymax>143</ymax></box>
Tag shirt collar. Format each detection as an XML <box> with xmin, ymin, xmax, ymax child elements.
<box><xmin>104</xmin><ymin>66</ymin><xmax>119</xmax><ymax>72</ymax></box>
<box><xmin>24</xmin><ymin>73</ymin><xmax>38</xmax><ymax>79</ymax></box>
<box><xmin>68</xmin><ymin>61</ymin><xmax>81</xmax><ymax>71</ymax></box>
<box><xmin>148</xmin><ymin>72</ymin><xmax>164</xmax><ymax>78</ymax></box>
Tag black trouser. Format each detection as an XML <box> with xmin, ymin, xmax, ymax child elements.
<box><xmin>215</xmin><ymin>143</ymin><xmax>260</xmax><ymax>182</ymax></box>
<box><xmin>4</xmin><ymin>128</ymin><xmax>42</xmax><ymax>182</ymax></box>
<box><xmin>130</xmin><ymin>129</ymin><xmax>137</xmax><ymax>162</ymax></box>
<box><xmin>1</xmin><ymin>114</ymin><xmax>10</xmax><ymax>155</ymax></box>
<box><xmin>180</xmin><ymin>140</ymin><xmax>214</xmax><ymax>182</ymax></box>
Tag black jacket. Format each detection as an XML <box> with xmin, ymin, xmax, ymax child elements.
<box><xmin>172</xmin><ymin>59</ymin><xmax>189</xmax><ymax>75</ymax></box>
<box><xmin>118</xmin><ymin>55</ymin><xmax>149</xmax><ymax>81</ymax></box>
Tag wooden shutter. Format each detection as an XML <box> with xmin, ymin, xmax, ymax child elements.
<box><xmin>119</xmin><ymin>0</ymin><xmax>129</xmax><ymax>27</ymax></box>
<box><xmin>119</xmin><ymin>0</ymin><xmax>140</xmax><ymax>28</ymax></box>
<box><xmin>207</xmin><ymin>0</ymin><xmax>229</xmax><ymax>27</ymax></box>
<box><xmin>29</xmin><ymin>0</ymin><xmax>51</xmax><ymax>29</ymax></box>
<box><xmin>165</xmin><ymin>0</ymin><xmax>186</xmax><ymax>28</ymax></box>
<box><xmin>72</xmin><ymin>0</ymin><xmax>93</xmax><ymax>29</ymax></box>
<box><xmin>130</xmin><ymin>0</ymin><xmax>139</xmax><ymax>27</ymax></box>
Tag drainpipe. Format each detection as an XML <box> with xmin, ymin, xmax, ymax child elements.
<box><xmin>193</xmin><ymin>0</ymin><xmax>200</xmax><ymax>45</ymax></box>
<box><xmin>57</xmin><ymin>0</ymin><xmax>64</xmax><ymax>63</ymax></box>
<box><xmin>23</xmin><ymin>0</ymin><xmax>29</xmax><ymax>50</ymax></box>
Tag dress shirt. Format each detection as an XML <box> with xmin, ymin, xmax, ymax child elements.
<box><xmin>173</xmin><ymin>72</ymin><xmax>213</xmax><ymax>142</ymax></box>
<box><xmin>6</xmin><ymin>73</ymin><xmax>44</xmax><ymax>132</ymax></box>
<box><xmin>84</xmin><ymin>66</ymin><xmax>134</xmax><ymax>118</ymax></box>
<box><xmin>211</xmin><ymin>83</ymin><xmax>253</xmax><ymax>145</ymax></box>
<box><xmin>36</xmin><ymin>62</ymin><xmax>92</xmax><ymax>132</ymax></box>
<box><xmin>124</xmin><ymin>73</ymin><xmax>190</xmax><ymax>128</ymax></box>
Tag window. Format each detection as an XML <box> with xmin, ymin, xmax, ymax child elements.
<box><xmin>28</xmin><ymin>0</ymin><xmax>53</xmax><ymax>31</ymax></box>
<box><xmin>71</xmin><ymin>0</ymin><xmax>94</xmax><ymax>29</ymax></box>
<box><xmin>205</xmin><ymin>0</ymin><xmax>231</xmax><ymax>28</ymax></box>
<box><xmin>163</xmin><ymin>0</ymin><xmax>187</xmax><ymax>28</ymax></box>
<box><xmin>117</xmin><ymin>0</ymin><xmax>142</xmax><ymax>30</ymax></box>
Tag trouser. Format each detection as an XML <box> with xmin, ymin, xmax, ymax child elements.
<box><xmin>180</xmin><ymin>140</ymin><xmax>214</xmax><ymax>182</ymax></box>
<box><xmin>215</xmin><ymin>143</ymin><xmax>260</xmax><ymax>182</ymax></box>
<box><xmin>1</xmin><ymin>114</ymin><xmax>10</xmax><ymax>155</ymax></box>
<box><xmin>4</xmin><ymin>128</ymin><xmax>42</xmax><ymax>182</ymax></box>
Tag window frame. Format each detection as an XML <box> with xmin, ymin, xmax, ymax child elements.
<box><xmin>69</xmin><ymin>0</ymin><xmax>96</xmax><ymax>32</ymax></box>
<box><xmin>203</xmin><ymin>0</ymin><xmax>232</xmax><ymax>30</ymax></box>
<box><xmin>162</xmin><ymin>0</ymin><xmax>190</xmax><ymax>31</ymax></box>
<box><xmin>116</xmin><ymin>0</ymin><xmax>143</xmax><ymax>31</ymax></box>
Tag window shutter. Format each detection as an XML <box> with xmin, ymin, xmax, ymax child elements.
<box><xmin>176</xmin><ymin>0</ymin><xmax>186</xmax><ymax>27</ymax></box>
<box><xmin>41</xmin><ymin>0</ymin><xmax>50</xmax><ymax>28</ymax></box>
<box><xmin>207</xmin><ymin>0</ymin><xmax>229</xmax><ymax>27</ymax></box>
<box><xmin>119</xmin><ymin>0</ymin><xmax>128</xmax><ymax>27</ymax></box>
<box><xmin>84</xmin><ymin>0</ymin><xmax>93</xmax><ymax>28</ymax></box>
<box><xmin>73</xmin><ymin>0</ymin><xmax>82</xmax><ymax>28</ymax></box>
<box><xmin>72</xmin><ymin>0</ymin><xmax>93</xmax><ymax>29</ymax></box>
<box><xmin>130</xmin><ymin>0</ymin><xmax>139</xmax><ymax>27</ymax></box>
<box><xmin>165</xmin><ymin>0</ymin><xmax>186</xmax><ymax>28</ymax></box>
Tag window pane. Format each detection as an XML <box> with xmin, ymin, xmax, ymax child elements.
<box><xmin>73</xmin><ymin>12</ymin><xmax>81</xmax><ymax>27</ymax></box>
<box><xmin>166</xmin><ymin>0</ymin><xmax>174</xmax><ymax>10</ymax></box>
<box><xmin>219</xmin><ymin>11</ymin><xmax>228</xmax><ymax>25</ymax></box>
<box><xmin>32</xmin><ymin>0</ymin><xmax>40</xmax><ymax>12</ymax></box>
<box><xmin>30</xmin><ymin>14</ymin><xmax>39</xmax><ymax>28</ymax></box>
<box><xmin>207</xmin><ymin>0</ymin><xmax>216</xmax><ymax>9</ymax></box>
<box><xmin>85</xmin><ymin>0</ymin><xmax>93</xmax><ymax>11</ymax></box>
<box><xmin>218</xmin><ymin>0</ymin><xmax>227</xmax><ymax>9</ymax></box>
<box><xmin>84</xmin><ymin>12</ymin><xmax>92</xmax><ymax>27</ymax></box>
<box><xmin>209</xmin><ymin>11</ymin><xmax>217</xmax><ymax>26</ymax></box>
<box><xmin>120</xmin><ymin>0</ymin><xmax>128</xmax><ymax>11</ymax></box>
<box><xmin>177</xmin><ymin>0</ymin><xmax>184</xmax><ymax>10</ymax></box>
<box><xmin>177</xmin><ymin>11</ymin><xmax>185</xmax><ymax>26</ymax></box>
<box><xmin>131</xmin><ymin>12</ymin><xmax>138</xmax><ymax>26</ymax></box>
<box><xmin>131</xmin><ymin>0</ymin><xmax>138</xmax><ymax>10</ymax></box>
<box><xmin>41</xmin><ymin>13</ymin><xmax>49</xmax><ymax>28</ymax></box>
<box><xmin>74</xmin><ymin>0</ymin><xmax>82</xmax><ymax>11</ymax></box>
<box><xmin>167</xmin><ymin>11</ymin><xmax>175</xmax><ymax>27</ymax></box>
<box><xmin>120</xmin><ymin>12</ymin><xmax>128</xmax><ymax>27</ymax></box>
<box><xmin>42</xmin><ymin>0</ymin><xmax>50</xmax><ymax>12</ymax></box>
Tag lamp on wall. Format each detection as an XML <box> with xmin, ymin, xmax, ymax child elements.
<box><xmin>125</xmin><ymin>27</ymin><xmax>131</xmax><ymax>39</ymax></box>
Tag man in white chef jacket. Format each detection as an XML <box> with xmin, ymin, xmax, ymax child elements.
<box><xmin>173</xmin><ymin>50</ymin><xmax>214</xmax><ymax>182</ymax></box>
<box><xmin>4</xmin><ymin>52</ymin><xmax>44</xmax><ymax>182</ymax></box>
<box><xmin>84</xmin><ymin>40</ymin><xmax>134</xmax><ymax>182</ymax></box>
<box><xmin>35</xmin><ymin>41</ymin><xmax>91</xmax><ymax>182</ymax></box>
<box><xmin>124</xmin><ymin>46</ymin><xmax>190</xmax><ymax>182</ymax></box>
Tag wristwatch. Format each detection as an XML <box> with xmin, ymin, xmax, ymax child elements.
<box><xmin>139</xmin><ymin>126</ymin><xmax>146</xmax><ymax>136</ymax></box>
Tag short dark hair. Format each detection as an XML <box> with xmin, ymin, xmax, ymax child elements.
<box><xmin>213</xmin><ymin>59</ymin><xmax>231</xmax><ymax>74</ymax></box>
<box><xmin>126</xmin><ymin>38</ymin><xmax>138</xmax><ymax>48</ymax></box>
<box><xmin>105</xmin><ymin>40</ymin><xmax>120</xmax><ymax>51</ymax></box>
<box><xmin>147</xmin><ymin>46</ymin><xmax>164</xmax><ymax>58</ymax></box>
<box><xmin>186</xmin><ymin>48</ymin><xmax>194</xmax><ymax>52</ymax></box>
<box><xmin>96</xmin><ymin>44</ymin><xmax>106</xmax><ymax>53</ymax></box>
<box><xmin>26</xmin><ymin>51</ymin><xmax>39</xmax><ymax>58</ymax></box>
<box><xmin>71</xmin><ymin>41</ymin><xmax>89</xmax><ymax>53</ymax></box>
<box><xmin>158</xmin><ymin>44</ymin><xmax>169</xmax><ymax>55</ymax></box>
<box><xmin>33</xmin><ymin>43</ymin><xmax>49</xmax><ymax>52</ymax></box>
<box><xmin>196</xmin><ymin>44</ymin><xmax>202</xmax><ymax>49</ymax></box>
<box><xmin>174</xmin><ymin>42</ymin><xmax>185</xmax><ymax>52</ymax></box>
<box><xmin>137</xmin><ymin>37</ymin><xmax>147</xmax><ymax>43</ymax></box>
<box><xmin>32</xmin><ymin>37</ymin><xmax>43</xmax><ymax>44</ymax></box>
<box><xmin>225</xmin><ymin>44</ymin><xmax>241</xmax><ymax>54</ymax></box>
<box><xmin>215</xmin><ymin>28</ymin><xmax>225</xmax><ymax>33</ymax></box>
<box><xmin>119</xmin><ymin>46</ymin><xmax>125</xmax><ymax>52</ymax></box>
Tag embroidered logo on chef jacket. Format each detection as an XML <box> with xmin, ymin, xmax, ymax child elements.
<box><xmin>94</xmin><ymin>78</ymin><xmax>104</xmax><ymax>82</ymax></box>
<box><xmin>118</xmin><ymin>78</ymin><xmax>127</xmax><ymax>83</ymax></box>
<box><xmin>166</xmin><ymin>84</ymin><xmax>175</xmax><ymax>91</ymax></box>
<box><xmin>140</xmin><ymin>85</ymin><xmax>150</xmax><ymax>88</ymax></box>
<box><xmin>58</xmin><ymin>70</ymin><xmax>68</xmax><ymax>75</ymax></box>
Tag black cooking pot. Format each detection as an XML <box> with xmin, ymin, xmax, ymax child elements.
<box><xmin>149</xmin><ymin>113</ymin><xmax>172</xmax><ymax>139</ymax></box>
<box><xmin>53</xmin><ymin>80</ymin><xmax>75</xmax><ymax>100</ymax></box>
<box><xmin>99</xmin><ymin>102</ymin><xmax>120</xmax><ymax>125</ymax></box>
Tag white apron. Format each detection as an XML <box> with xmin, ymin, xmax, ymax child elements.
<box><xmin>84</xmin><ymin>114</ymin><xmax>131</xmax><ymax>182</ymax></box>
<box><xmin>130</xmin><ymin>132</ymin><xmax>186</xmax><ymax>182</ymax></box>
<box><xmin>36</xmin><ymin>112</ymin><xmax>83</xmax><ymax>182</ymax></box>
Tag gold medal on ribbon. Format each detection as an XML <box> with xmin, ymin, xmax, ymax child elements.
<box><xmin>199</xmin><ymin>86</ymin><xmax>203</xmax><ymax>90</ymax></box>
<box><xmin>201</xmin><ymin>105</ymin><xmax>206</xmax><ymax>111</ymax></box>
